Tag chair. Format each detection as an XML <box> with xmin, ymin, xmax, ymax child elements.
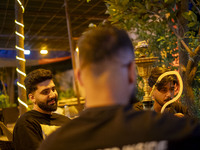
<box><xmin>0</xmin><ymin>121</ymin><xmax>14</xmax><ymax>150</ymax></box>
<box><xmin>2</xmin><ymin>107</ymin><xmax>19</xmax><ymax>126</ymax></box>
<box><xmin>2</xmin><ymin>107</ymin><xmax>19</xmax><ymax>133</ymax></box>
<box><xmin>0</xmin><ymin>121</ymin><xmax>13</xmax><ymax>141</ymax></box>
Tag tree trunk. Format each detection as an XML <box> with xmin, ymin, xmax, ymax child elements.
<box><xmin>15</xmin><ymin>0</ymin><xmax>27</xmax><ymax>115</ymax></box>
<box><xmin>177</xmin><ymin>0</ymin><xmax>198</xmax><ymax>116</ymax></box>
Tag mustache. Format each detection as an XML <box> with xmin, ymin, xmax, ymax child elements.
<box><xmin>47</xmin><ymin>97</ymin><xmax>58</xmax><ymax>103</ymax></box>
<box><xmin>165</xmin><ymin>97</ymin><xmax>172</xmax><ymax>101</ymax></box>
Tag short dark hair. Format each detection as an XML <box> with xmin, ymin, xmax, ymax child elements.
<box><xmin>24</xmin><ymin>69</ymin><xmax>53</xmax><ymax>95</ymax></box>
<box><xmin>78</xmin><ymin>26</ymin><xmax>134</xmax><ymax>68</ymax></box>
<box><xmin>148</xmin><ymin>67</ymin><xmax>177</xmax><ymax>91</ymax></box>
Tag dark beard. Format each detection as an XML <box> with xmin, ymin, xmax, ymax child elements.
<box><xmin>37</xmin><ymin>98</ymin><xmax>58</xmax><ymax>112</ymax></box>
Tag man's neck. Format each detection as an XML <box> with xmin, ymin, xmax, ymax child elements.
<box><xmin>85</xmin><ymin>89</ymin><xmax>116</xmax><ymax>108</ymax></box>
<box><xmin>153</xmin><ymin>102</ymin><xmax>162</xmax><ymax>113</ymax></box>
<box><xmin>81</xmin><ymin>66</ymin><xmax>131</xmax><ymax>108</ymax></box>
<box><xmin>85</xmin><ymin>86</ymin><xmax>129</xmax><ymax>108</ymax></box>
<box><xmin>33</xmin><ymin>105</ymin><xmax>52</xmax><ymax>115</ymax></box>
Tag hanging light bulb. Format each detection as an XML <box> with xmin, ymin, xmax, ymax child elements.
<box><xmin>75</xmin><ymin>47</ymin><xmax>79</xmax><ymax>53</ymax></box>
<box><xmin>40</xmin><ymin>49</ymin><xmax>48</xmax><ymax>55</ymax></box>
<box><xmin>24</xmin><ymin>49</ymin><xmax>30</xmax><ymax>55</ymax></box>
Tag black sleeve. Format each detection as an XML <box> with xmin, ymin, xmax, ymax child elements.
<box><xmin>13</xmin><ymin>120</ymin><xmax>43</xmax><ymax>150</ymax></box>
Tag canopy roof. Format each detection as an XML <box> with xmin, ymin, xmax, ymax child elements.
<box><xmin>0</xmin><ymin>0</ymin><xmax>108</xmax><ymax>66</ymax></box>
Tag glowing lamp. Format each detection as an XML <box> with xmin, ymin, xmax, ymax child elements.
<box><xmin>24</xmin><ymin>50</ymin><xmax>30</xmax><ymax>55</ymax></box>
<box><xmin>40</xmin><ymin>49</ymin><xmax>48</xmax><ymax>55</ymax></box>
<box><xmin>75</xmin><ymin>47</ymin><xmax>79</xmax><ymax>53</ymax></box>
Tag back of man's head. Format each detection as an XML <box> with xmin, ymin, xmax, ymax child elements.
<box><xmin>77</xmin><ymin>26</ymin><xmax>136</xmax><ymax>106</ymax></box>
<box><xmin>78</xmin><ymin>26</ymin><xmax>134</xmax><ymax>71</ymax></box>
<box><xmin>24</xmin><ymin>69</ymin><xmax>53</xmax><ymax>95</ymax></box>
<box><xmin>148</xmin><ymin>67</ymin><xmax>177</xmax><ymax>90</ymax></box>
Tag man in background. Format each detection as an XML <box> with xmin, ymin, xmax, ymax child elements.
<box><xmin>39</xmin><ymin>26</ymin><xmax>200</xmax><ymax>150</ymax></box>
<box><xmin>134</xmin><ymin>67</ymin><xmax>188</xmax><ymax>117</ymax></box>
<box><xmin>13</xmin><ymin>69</ymin><xmax>70</xmax><ymax>150</ymax></box>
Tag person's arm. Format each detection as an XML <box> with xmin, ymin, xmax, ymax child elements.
<box><xmin>13</xmin><ymin>121</ymin><xmax>43</xmax><ymax>150</ymax></box>
<box><xmin>174</xmin><ymin>113</ymin><xmax>185</xmax><ymax>117</ymax></box>
<box><xmin>133</xmin><ymin>101</ymin><xmax>144</xmax><ymax>111</ymax></box>
<box><xmin>171</xmin><ymin>102</ymin><xmax>189</xmax><ymax>117</ymax></box>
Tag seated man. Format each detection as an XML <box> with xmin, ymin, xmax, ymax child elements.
<box><xmin>13</xmin><ymin>69</ymin><xmax>70</xmax><ymax>150</ymax></box>
<box><xmin>133</xmin><ymin>67</ymin><xmax>189</xmax><ymax>116</ymax></box>
<box><xmin>39</xmin><ymin>26</ymin><xmax>200</xmax><ymax>150</ymax></box>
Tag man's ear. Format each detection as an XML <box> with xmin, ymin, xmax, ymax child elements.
<box><xmin>128</xmin><ymin>61</ymin><xmax>136</xmax><ymax>84</ymax></box>
<box><xmin>28</xmin><ymin>93</ymin><xmax>35</xmax><ymax>104</ymax></box>
<box><xmin>76</xmin><ymin>68</ymin><xmax>84</xmax><ymax>86</ymax></box>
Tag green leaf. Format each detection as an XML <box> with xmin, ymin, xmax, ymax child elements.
<box><xmin>187</xmin><ymin>22</ymin><xmax>196</xmax><ymax>27</ymax></box>
<box><xmin>121</xmin><ymin>0</ymin><xmax>129</xmax><ymax>6</ymax></box>
<box><xmin>182</xmin><ymin>11</ymin><xmax>197</xmax><ymax>22</ymax></box>
<box><xmin>157</xmin><ymin>36</ymin><xmax>165</xmax><ymax>42</ymax></box>
<box><xmin>182</xmin><ymin>12</ymin><xmax>192</xmax><ymax>21</ymax></box>
<box><xmin>190</xmin><ymin>11</ymin><xmax>197</xmax><ymax>22</ymax></box>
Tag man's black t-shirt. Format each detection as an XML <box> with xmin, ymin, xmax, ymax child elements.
<box><xmin>13</xmin><ymin>110</ymin><xmax>70</xmax><ymax>150</ymax></box>
<box><xmin>39</xmin><ymin>105</ymin><xmax>200</xmax><ymax>150</ymax></box>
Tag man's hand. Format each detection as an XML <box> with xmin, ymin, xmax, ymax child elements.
<box><xmin>174</xmin><ymin>113</ymin><xmax>184</xmax><ymax>118</ymax></box>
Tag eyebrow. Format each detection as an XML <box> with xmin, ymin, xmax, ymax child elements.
<box><xmin>160</xmin><ymin>85</ymin><xmax>175</xmax><ymax>90</ymax></box>
<box><xmin>40</xmin><ymin>86</ymin><xmax>55</xmax><ymax>93</ymax></box>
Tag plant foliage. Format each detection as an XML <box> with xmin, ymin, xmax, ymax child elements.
<box><xmin>88</xmin><ymin>0</ymin><xmax>200</xmax><ymax>116</ymax></box>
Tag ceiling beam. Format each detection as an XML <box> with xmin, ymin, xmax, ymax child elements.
<box><xmin>0</xmin><ymin>9</ymin><xmax>108</xmax><ymax>20</ymax></box>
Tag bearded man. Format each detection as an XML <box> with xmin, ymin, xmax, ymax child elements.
<box><xmin>13</xmin><ymin>69</ymin><xmax>70</xmax><ymax>150</ymax></box>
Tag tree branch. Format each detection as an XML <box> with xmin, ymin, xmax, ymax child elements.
<box><xmin>190</xmin><ymin>0</ymin><xmax>200</xmax><ymax>15</ymax></box>
<box><xmin>180</xmin><ymin>40</ymin><xmax>193</xmax><ymax>56</ymax></box>
<box><xmin>185</xmin><ymin>45</ymin><xmax>200</xmax><ymax>80</ymax></box>
<box><xmin>186</xmin><ymin>58</ymin><xmax>193</xmax><ymax>78</ymax></box>
<box><xmin>188</xmin><ymin>64</ymin><xmax>198</xmax><ymax>83</ymax></box>
<box><xmin>193</xmin><ymin>45</ymin><xmax>200</xmax><ymax>56</ymax></box>
<box><xmin>168</xmin><ymin>22</ymin><xmax>194</xmax><ymax>56</ymax></box>
<box><xmin>187</xmin><ymin>45</ymin><xmax>200</xmax><ymax>83</ymax></box>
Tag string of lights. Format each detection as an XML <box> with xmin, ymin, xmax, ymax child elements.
<box><xmin>18</xmin><ymin>98</ymin><xmax>28</xmax><ymax>109</ymax></box>
<box><xmin>16</xmin><ymin>68</ymin><xmax>26</xmax><ymax>77</ymax></box>
<box><xmin>16</xmin><ymin>0</ymin><xmax>24</xmax><ymax>13</ymax></box>
<box><xmin>15</xmin><ymin>31</ymin><xmax>25</xmax><ymax>39</ymax></box>
<box><xmin>15</xmin><ymin>45</ymin><xmax>25</xmax><ymax>52</ymax></box>
<box><xmin>15</xmin><ymin>19</ymin><xmax>24</xmax><ymax>27</ymax></box>
<box><xmin>15</xmin><ymin>0</ymin><xmax>28</xmax><ymax>109</ymax></box>
<box><xmin>17</xmin><ymin>81</ymin><xmax>26</xmax><ymax>90</ymax></box>
<box><xmin>16</xmin><ymin>56</ymin><xmax>26</xmax><ymax>62</ymax></box>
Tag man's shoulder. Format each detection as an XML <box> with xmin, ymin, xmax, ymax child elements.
<box><xmin>52</xmin><ymin>112</ymin><xmax>67</xmax><ymax>118</ymax></box>
<box><xmin>38</xmin><ymin>107</ymin><xmax>200</xmax><ymax>150</ymax></box>
<box><xmin>17</xmin><ymin>110</ymin><xmax>37</xmax><ymax>121</ymax></box>
<box><xmin>14</xmin><ymin>110</ymin><xmax>43</xmax><ymax>132</ymax></box>
<box><xmin>51</xmin><ymin>113</ymin><xmax>70</xmax><ymax>123</ymax></box>
<box><xmin>47</xmin><ymin>106</ymin><xmax>195</xmax><ymax>135</ymax></box>
<box><xmin>15</xmin><ymin>110</ymin><xmax>40</xmax><ymax>124</ymax></box>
